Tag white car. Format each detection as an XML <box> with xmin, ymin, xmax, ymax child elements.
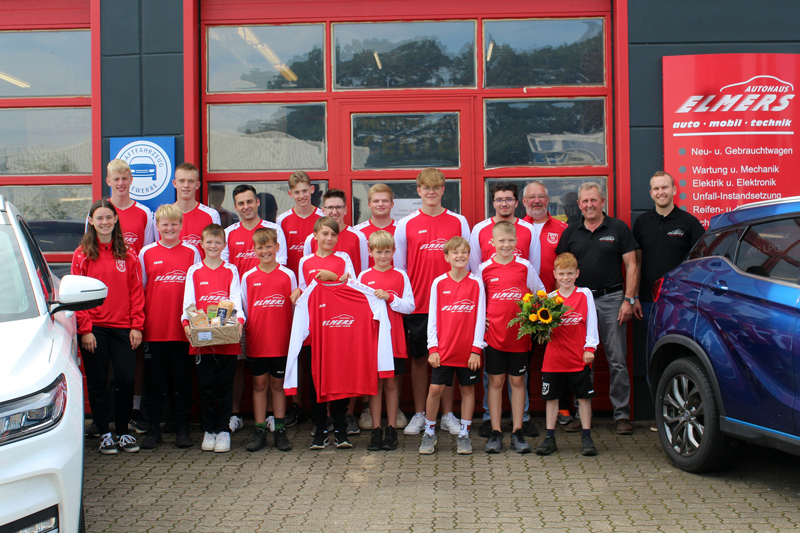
<box><xmin>0</xmin><ymin>196</ymin><xmax>107</xmax><ymax>533</ymax></box>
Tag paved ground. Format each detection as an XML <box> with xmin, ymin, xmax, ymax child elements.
<box><xmin>83</xmin><ymin>418</ymin><xmax>800</xmax><ymax>532</ymax></box>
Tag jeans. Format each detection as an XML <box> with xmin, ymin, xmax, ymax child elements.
<box><xmin>593</xmin><ymin>290</ymin><xmax>631</xmax><ymax>420</ymax></box>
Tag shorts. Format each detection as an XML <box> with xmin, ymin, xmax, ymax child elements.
<box><xmin>541</xmin><ymin>366</ymin><xmax>594</xmax><ymax>401</ymax></box>
<box><xmin>484</xmin><ymin>345</ymin><xmax>530</xmax><ymax>376</ymax></box>
<box><xmin>246</xmin><ymin>356</ymin><xmax>287</xmax><ymax>378</ymax></box>
<box><xmin>431</xmin><ymin>365</ymin><xmax>480</xmax><ymax>387</ymax></box>
<box><xmin>238</xmin><ymin>331</ymin><xmax>247</xmax><ymax>361</ymax></box>
<box><xmin>403</xmin><ymin>314</ymin><xmax>429</xmax><ymax>359</ymax></box>
<box><xmin>392</xmin><ymin>357</ymin><xmax>406</xmax><ymax>376</ymax></box>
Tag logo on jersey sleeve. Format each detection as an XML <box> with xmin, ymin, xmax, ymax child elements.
<box><xmin>154</xmin><ymin>270</ymin><xmax>187</xmax><ymax>283</ymax></box>
<box><xmin>123</xmin><ymin>232</ymin><xmax>138</xmax><ymax>245</ymax></box>
<box><xmin>491</xmin><ymin>287</ymin><xmax>524</xmax><ymax>301</ymax></box>
<box><xmin>254</xmin><ymin>294</ymin><xmax>287</xmax><ymax>308</ymax></box>
<box><xmin>441</xmin><ymin>299</ymin><xmax>476</xmax><ymax>312</ymax></box>
<box><xmin>183</xmin><ymin>234</ymin><xmax>202</xmax><ymax>248</ymax></box>
<box><xmin>322</xmin><ymin>314</ymin><xmax>355</xmax><ymax>327</ymax></box>
<box><xmin>420</xmin><ymin>237</ymin><xmax>447</xmax><ymax>251</ymax></box>
<box><xmin>198</xmin><ymin>290</ymin><xmax>229</xmax><ymax>303</ymax></box>
<box><xmin>116</xmin><ymin>260</ymin><xmax>127</xmax><ymax>272</ymax></box>
<box><xmin>547</xmin><ymin>233</ymin><xmax>560</xmax><ymax>245</ymax></box>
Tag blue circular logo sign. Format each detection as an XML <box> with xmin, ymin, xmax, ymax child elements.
<box><xmin>115</xmin><ymin>140</ymin><xmax>173</xmax><ymax>201</ymax></box>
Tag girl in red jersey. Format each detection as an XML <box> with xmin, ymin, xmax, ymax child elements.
<box><xmin>72</xmin><ymin>200</ymin><xmax>145</xmax><ymax>455</ymax></box>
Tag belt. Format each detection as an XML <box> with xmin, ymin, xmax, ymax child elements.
<box><xmin>590</xmin><ymin>284</ymin><xmax>623</xmax><ymax>299</ymax></box>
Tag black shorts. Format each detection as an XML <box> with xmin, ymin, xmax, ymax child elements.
<box><xmin>431</xmin><ymin>365</ymin><xmax>480</xmax><ymax>387</ymax></box>
<box><xmin>246</xmin><ymin>356</ymin><xmax>287</xmax><ymax>378</ymax></box>
<box><xmin>484</xmin><ymin>345</ymin><xmax>530</xmax><ymax>377</ymax></box>
<box><xmin>403</xmin><ymin>314</ymin><xmax>429</xmax><ymax>359</ymax></box>
<box><xmin>541</xmin><ymin>366</ymin><xmax>594</xmax><ymax>400</ymax></box>
<box><xmin>392</xmin><ymin>357</ymin><xmax>406</xmax><ymax>376</ymax></box>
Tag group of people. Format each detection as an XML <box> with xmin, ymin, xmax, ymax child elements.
<box><xmin>74</xmin><ymin>158</ymin><xmax>705</xmax><ymax>457</ymax></box>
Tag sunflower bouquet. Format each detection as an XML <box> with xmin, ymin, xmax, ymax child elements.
<box><xmin>507</xmin><ymin>289</ymin><xmax>571</xmax><ymax>344</ymax></box>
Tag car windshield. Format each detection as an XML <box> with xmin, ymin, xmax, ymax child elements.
<box><xmin>0</xmin><ymin>225</ymin><xmax>38</xmax><ymax>323</ymax></box>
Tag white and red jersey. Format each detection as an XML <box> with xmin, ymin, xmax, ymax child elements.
<box><xmin>86</xmin><ymin>201</ymin><xmax>156</xmax><ymax>256</ymax></box>
<box><xmin>427</xmin><ymin>272</ymin><xmax>487</xmax><ymax>368</ymax></box>
<box><xmin>241</xmin><ymin>265</ymin><xmax>297</xmax><ymax>358</ymax></box>
<box><xmin>354</xmin><ymin>219</ymin><xmax>397</xmax><ymax>269</ymax></box>
<box><xmin>139</xmin><ymin>241</ymin><xmax>201</xmax><ymax>342</ymax></box>
<box><xmin>298</xmin><ymin>252</ymin><xmax>357</xmax><ymax>291</ymax></box>
<box><xmin>542</xmin><ymin>287</ymin><xmax>599</xmax><ymax>373</ymax></box>
<box><xmin>182</xmin><ymin>261</ymin><xmax>245</xmax><ymax>355</ymax></box>
<box><xmin>222</xmin><ymin>219</ymin><xmax>288</xmax><ymax>278</ymax></box>
<box><xmin>177</xmin><ymin>203</ymin><xmax>221</xmax><ymax>260</ymax></box>
<box><xmin>358</xmin><ymin>267</ymin><xmax>415</xmax><ymax>359</ymax></box>
<box><xmin>303</xmin><ymin>225</ymin><xmax>368</xmax><ymax>273</ymax></box>
<box><xmin>479</xmin><ymin>257</ymin><xmax>544</xmax><ymax>353</ymax></box>
<box><xmin>285</xmin><ymin>278</ymin><xmax>393</xmax><ymax>402</ymax></box>
<box><xmin>523</xmin><ymin>214</ymin><xmax>568</xmax><ymax>293</ymax></box>
<box><xmin>469</xmin><ymin>217</ymin><xmax>541</xmax><ymax>274</ymax></box>
<box><xmin>394</xmin><ymin>209</ymin><xmax>470</xmax><ymax>314</ymax></box>
<box><xmin>71</xmin><ymin>242</ymin><xmax>145</xmax><ymax>335</ymax></box>
<box><xmin>276</xmin><ymin>207</ymin><xmax>324</xmax><ymax>276</ymax></box>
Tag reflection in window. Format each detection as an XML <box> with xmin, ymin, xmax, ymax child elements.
<box><xmin>485</xmin><ymin>99</ymin><xmax>605</xmax><ymax>168</ymax></box>
<box><xmin>689</xmin><ymin>230</ymin><xmax>739</xmax><ymax>261</ymax></box>
<box><xmin>352</xmin><ymin>180</ymin><xmax>461</xmax><ymax>224</ymax></box>
<box><xmin>334</xmin><ymin>21</ymin><xmax>475</xmax><ymax>89</ymax></box>
<box><xmin>352</xmin><ymin>113</ymin><xmax>459</xmax><ymax>170</ymax></box>
<box><xmin>208</xmin><ymin>181</ymin><xmax>328</xmax><ymax>226</ymax></box>
<box><xmin>484</xmin><ymin>19</ymin><xmax>603</xmax><ymax>88</ymax></box>
<box><xmin>0</xmin><ymin>108</ymin><xmax>92</xmax><ymax>175</ymax></box>
<box><xmin>0</xmin><ymin>30</ymin><xmax>91</xmax><ymax>98</ymax></box>
<box><xmin>736</xmin><ymin>219</ymin><xmax>800</xmax><ymax>283</ymax></box>
<box><xmin>208</xmin><ymin>104</ymin><xmax>326</xmax><ymax>171</ymax></box>
<box><xmin>207</xmin><ymin>25</ymin><xmax>324</xmax><ymax>92</ymax></box>
<box><xmin>483</xmin><ymin>177</ymin><xmax>605</xmax><ymax>222</ymax></box>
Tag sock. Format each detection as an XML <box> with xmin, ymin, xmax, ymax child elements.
<box><xmin>255</xmin><ymin>422</ymin><xmax>266</xmax><ymax>430</ymax></box>
<box><xmin>133</xmin><ymin>396</ymin><xmax>142</xmax><ymax>410</ymax></box>
<box><xmin>459</xmin><ymin>419</ymin><xmax>471</xmax><ymax>436</ymax></box>
<box><xmin>424</xmin><ymin>419</ymin><xmax>436</xmax><ymax>436</ymax></box>
<box><xmin>275</xmin><ymin>418</ymin><xmax>285</xmax><ymax>431</ymax></box>
<box><xmin>363</xmin><ymin>401</ymin><xmax>370</xmax><ymax>410</ymax></box>
<box><xmin>582</xmin><ymin>429</ymin><xmax>591</xmax><ymax>439</ymax></box>
<box><xmin>546</xmin><ymin>429</ymin><xmax>555</xmax><ymax>439</ymax></box>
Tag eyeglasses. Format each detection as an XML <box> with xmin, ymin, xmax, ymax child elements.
<box><xmin>419</xmin><ymin>186</ymin><xmax>443</xmax><ymax>193</ymax></box>
<box><xmin>323</xmin><ymin>205</ymin><xmax>347</xmax><ymax>211</ymax></box>
<box><xmin>524</xmin><ymin>195</ymin><xmax>548</xmax><ymax>200</ymax></box>
<box><xmin>493</xmin><ymin>198</ymin><xmax>516</xmax><ymax>204</ymax></box>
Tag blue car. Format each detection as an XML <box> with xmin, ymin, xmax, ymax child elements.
<box><xmin>647</xmin><ymin>196</ymin><xmax>800</xmax><ymax>472</ymax></box>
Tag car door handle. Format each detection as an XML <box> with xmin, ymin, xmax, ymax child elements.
<box><xmin>708</xmin><ymin>280</ymin><xmax>728</xmax><ymax>292</ymax></box>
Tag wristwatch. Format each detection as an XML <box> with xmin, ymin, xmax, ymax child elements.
<box><xmin>627</xmin><ymin>297</ymin><xmax>637</xmax><ymax>305</ymax></box>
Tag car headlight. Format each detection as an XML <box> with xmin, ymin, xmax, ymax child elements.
<box><xmin>0</xmin><ymin>374</ymin><xmax>67</xmax><ymax>446</ymax></box>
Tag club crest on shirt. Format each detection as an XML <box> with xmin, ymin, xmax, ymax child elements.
<box><xmin>441</xmin><ymin>299</ymin><xmax>475</xmax><ymax>312</ymax></box>
<box><xmin>547</xmin><ymin>232</ymin><xmax>559</xmax><ymax>245</ymax></box>
<box><xmin>542</xmin><ymin>382</ymin><xmax>550</xmax><ymax>395</ymax></box>
<box><xmin>322</xmin><ymin>314</ymin><xmax>355</xmax><ymax>327</ymax></box>
<box><xmin>116</xmin><ymin>259</ymin><xmax>126</xmax><ymax>272</ymax></box>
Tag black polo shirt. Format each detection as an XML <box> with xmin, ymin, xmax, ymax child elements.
<box><xmin>633</xmin><ymin>206</ymin><xmax>705</xmax><ymax>302</ymax></box>
<box><xmin>555</xmin><ymin>214</ymin><xmax>639</xmax><ymax>292</ymax></box>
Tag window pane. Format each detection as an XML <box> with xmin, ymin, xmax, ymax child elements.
<box><xmin>208</xmin><ymin>104</ymin><xmax>326</xmax><ymax>171</ymax></box>
<box><xmin>208</xmin><ymin>181</ymin><xmax>328</xmax><ymax>226</ymax></box>
<box><xmin>689</xmin><ymin>230</ymin><xmax>739</xmax><ymax>261</ymax></box>
<box><xmin>334</xmin><ymin>21</ymin><xmax>475</xmax><ymax>89</ymax></box>
<box><xmin>736</xmin><ymin>219</ymin><xmax>800</xmax><ymax>283</ymax></box>
<box><xmin>0</xmin><ymin>226</ymin><xmax>37</xmax><ymax>322</ymax></box>
<box><xmin>352</xmin><ymin>180</ymin><xmax>461</xmax><ymax>224</ymax></box>
<box><xmin>0</xmin><ymin>108</ymin><xmax>92</xmax><ymax>175</ymax></box>
<box><xmin>0</xmin><ymin>30</ymin><xmax>90</xmax><ymax>97</ymax></box>
<box><xmin>207</xmin><ymin>25</ymin><xmax>325</xmax><ymax>92</ymax></box>
<box><xmin>483</xmin><ymin>177</ymin><xmax>606</xmax><ymax>221</ymax></box>
<box><xmin>0</xmin><ymin>185</ymin><xmax>92</xmax><ymax>252</ymax></box>
<box><xmin>485</xmin><ymin>99</ymin><xmax>605</xmax><ymax>168</ymax></box>
<box><xmin>484</xmin><ymin>19</ymin><xmax>604</xmax><ymax>88</ymax></box>
<box><xmin>352</xmin><ymin>113</ymin><xmax>459</xmax><ymax>170</ymax></box>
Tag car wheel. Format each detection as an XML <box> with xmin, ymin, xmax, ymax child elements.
<box><xmin>655</xmin><ymin>357</ymin><xmax>731</xmax><ymax>472</ymax></box>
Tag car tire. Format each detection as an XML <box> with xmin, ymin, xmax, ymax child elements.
<box><xmin>655</xmin><ymin>357</ymin><xmax>732</xmax><ymax>473</ymax></box>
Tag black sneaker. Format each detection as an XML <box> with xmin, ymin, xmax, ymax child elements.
<box><xmin>535</xmin><ymin>436</ymin><xmax>557</xmax><ymax>456</ymax></box>
<box><xmin>522</xmin><ymin>420</ymin><xmax>539</xmax><ymax>438</ymax></box>
<box><xmin>161</xmin><ymin>420</ymin><xmax>177</xmax><ymax>434</ymax></box>
<box><xmin>273</xmin><ymin>429</ymin><xmax>292</xmax><ymax>452</ymax></box>
<box><xmin>99</xmin><ymin>433</ymin><xmax>117</xmax><ymax>455</ymax></box>
<box><xmin>310</xmin><ymin>431</ymin><xmax>328</xmax><ymax>450</ymax></box>
<box><xmin>85</xmin><ymin>421</ymin><xmax>100</xmax><ymax>438</ymax></box>
<box><xmin>334</xmin><ymin>431</ymin><xmax>354</xmax><ymax>449</ymax></box>
<box><xmin>176</xmin><ymin>427</ymin><xmax>194</xmax><ymax>448</ymax></box>
<box><xmin>141</xmin><ymin>431</ymin><xmax>163</xmax><ymax>449</ymax></box>
<box><xmin>117</xmin><ymin>434</ymin><xmax>140</xmax><ymax>453</ymax></box>
<box><xmin>581</xmin><ymin>436</ymin><xmax>597</xmax><ymax>456</ymax></box>
<box><xmin>246</xmin><ymin>428</ymin><xmax>268</xmax><ymax>452</ymax></box>
<box><xmin>285</xmin><ymin>402</ymin><xmax>301</xmax><ymax>428</ymax></box>
<box><xmin>128</xmin><ymin>410</ymin><xmax>150</xmax><ymax>434</ymax></box>
<box><xmin>382</xmin><ymin>426</ymin><xmax>399</xmax><ymax>450</ymax></box>
<box><xmin>485</xmin><ymin>430</ymin><xmax>503</xmax><ymax>454</ymax></box>
<box><xmin>478</xmin><ymin>419</ymin><xmax>493</xmax><ymax>438</ymax></box>
<box><xmin>367</xmin><ymin>427</ymin><xmax>384</xmax><ymax>451</ymax></box>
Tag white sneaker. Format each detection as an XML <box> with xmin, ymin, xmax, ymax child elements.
<box><xmin>440</xmin><ymin>413</ymin><xmax>461</xmax><ymax>435</ymax></box>
<box><xmin>201</xmin><ymin>432</ymin><xmax>217</xmax><ymax>451</ymax></box>
<box><xmin>404</xmin><ymin>412</ymin><xmax>426</xmax><ymax>435</ymax></box>
<box><xmin>214</xmin><ymin>431</ymin><xmax>231</xmax><ymax>453</ymax></box>
<box><xmin>358</xmin><ymin>408</ymin><xmax>373</xmax><ymax>430</ymax></box>
<box><xmin>229</xmin><ymin>415</ymin><xmax>243</xmax><ymax>433</ymax></box>
<box><xmin>395</xmin><ymin>409</ymin><xmax>408</xmax><ymax>429</ymax></box>
<box><xmin>266</xmin><ymin>415</ymin><xmax>275</xmax><ymax>432</ymax></box>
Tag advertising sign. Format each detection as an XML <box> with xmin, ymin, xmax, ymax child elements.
<box><xmin>663</xmin><ymin>54</ymin><xmax>799</xmax><ymax>228</ymax></box>
<box><xmin>109</xmin><ymin>137</ymin><xmax>176</xmax><ymax>213</ymax></box>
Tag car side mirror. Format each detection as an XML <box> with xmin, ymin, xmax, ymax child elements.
<box><xmin>49</xmin><ymin>275</ymin><xmax>108</xmax><ymax>315</ymax></box>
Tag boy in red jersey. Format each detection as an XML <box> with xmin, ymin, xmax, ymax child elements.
<box><xmin>303</xmin><ymin>189</ymin><xmax>368</xmax><ymax>274</ymax></box>
<box><xmin>138</xmin><ymin>204</ymin><xmax>201</xmax><ymax>450</ymax></box>
<box><xmin>277</xmin><ymin>171</ymin><xmax>324</xmax><ymax>276</ymax></box>
<box><xmin>182</xmin><ymin>224</ymin><xmax>245</xmax><ymax>453</ymax></box>
<box><xmin>241</xmin><ymin>228</ymin><xmax>301</xmax><ymax>452</ymax></box>
<box><xmin>173</xmin><ymin>163</ymin><xmax>220</xmax><ymax>259</ymax></box>
<box><xmin>419</xmin><ymin>237</ymin><xmax>486</xmax><ymax>456</ymax></box>
<box><xmin>535</xmin><ymin>253</ymin><xmax>599</xmax><ymax>457</ymax></box>
<box><xmin>358</xmin><ymin>230</ymin><xmax>414</xmax><ymax>451</ymax></box>
<box><xmin>478</xmin><ymin>221</ymin><xmax>544</xmax><ymax>454</ymax></box>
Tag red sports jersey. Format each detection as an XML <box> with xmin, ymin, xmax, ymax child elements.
<box><xmin>71</xmin><ymin>242</ymin><xmax>145</xmax><ymax>335</ymax></box>
<box><xmin>139</xmin><ymin>241</ymin><xmax>201</xmax><ymax>342</ymax></box>
<box><xmin>298</xmin><ymin>252</ymin><xmax>356</xmax><ymax>290</ymax></box>
<box><xmin>427</xmin><ymin>272</ymin><xmax>487</xmax><ymax>368</ymax></box>
<box><xmin>469</xmin><ymin>218</ymin><xmax>540</xmax><ymax>274</ymax></box>
<box><xmin>303</xmin><ymin>225</ymin><xmax>368</xmax><ymax>273</ymax></box>
<box><xmin>181</xmin><ymin>262</ymin><xmax>246</xmax><ymax>355</ymax></box>
<box><xmin>276</xmin><ymin>207</ymin><xmax>324</xmax><ymax>275</ymax></box>
<box><xmin>86</xmin><ymin>201</ymin><xmax>156</xmax><ymax>256</ymax></box>
<box><xmin>241</xmin><ymin>265</ymin><xmax>297</xmax><ymax>358</ymax></box>
<box><xmin>523</xmin><ymin>214</ymin><xmax>568</xmax><ymax>293</ymax></box>
<box><xmin>354</xmin><ymin>219</ymin><xmax>397</xmax><ymax>269</ymax></box>
<box><xmin>285</xmin><ymin>279</ymin><xmax>393</xmax><ymax>402</ymax></box>
<box><xmin>177</xmin><ymin>203</ymin><xmax>221</xmax><ymax>259</ymax></box>
<box><xmin>542</xmin><ymin>287</ymin><xmax>599</xmax><ymax>373</ymax></box>
<box><xmin>479</xmin><ymin>257</ymin><xmax>544</xmax><ymax>353</ymax></box>
<box><xmin>358</xmin><ymin>267</ymin><xmax>415</xmax><ymax>359</ymax></box>
<box><xmin>222</xmin><ymin>220</ymin><xmax>288</xmax><ymax>278</ymax></box>
<box><xmin>394</xmin><ymin>209</ymin><xmax>470</xmax><ymax>314</ymax></box>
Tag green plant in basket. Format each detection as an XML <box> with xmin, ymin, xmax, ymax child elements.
<box><xmin>507</xmin><ymin>289</ymin><xmax>571</xmax><ymax>344</ymax></box>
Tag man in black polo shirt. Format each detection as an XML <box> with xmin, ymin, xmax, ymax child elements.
<box><xmin>555</xmin><ymin>181</ymin><xmax>639</xmax><ymax>435</ymax></box>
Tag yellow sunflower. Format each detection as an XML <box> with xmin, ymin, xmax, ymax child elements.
<box><xmin>537</xmin><ymin>290</ymin><xmax>547</xmax><ymax>299</ymax></box>
<box><xmin>522</xmin><ymin>293</ymin><xmax>532</xmax><ymax>303</ymax></box>
<box><xmin>537</xmin><ymin>308</ymin><xmax>553</xmax><ymax>324</ymax></box>
<box><xmin>528</xmin><ymin>313</ymin><xmax>539</xmax><ymax>322</ymax></box>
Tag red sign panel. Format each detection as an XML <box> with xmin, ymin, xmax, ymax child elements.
<box><xmin>663</xmin><ymin>54</ymin><xmax>800</xmax><ymax>228</ymax></box>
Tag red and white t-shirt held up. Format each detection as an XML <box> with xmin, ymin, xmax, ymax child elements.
<box><xmin>542</xmin><ymin>287</ymin><xmax>599</xmax><ymax>373</ymax></box>
<box><xmin>303</xmin><ymin>225</ymin><xmax>368</xmax><ymax>274</ymax></box>
<box><xmin>354</xmin><ymin>219</ymin><xmax>397</xmax><ymax>269</ymax></box>
<box><xmin>276</xmin><ymin>207</ymin><xmax>324</xmax><ymax>276</ymax></box>
<box><xmin>358</xmin><ymin>267</ymin><xmax>415</xmax><ymax>359</ymax></box>
<box><xmin>222</xmin><ymin>220</ymin><xmax>288</xmax><ymax>278</ymax></box>
<box><xmin>523</xmin><ymin>214</ymin><xmax>568</xmax><ymax>293</ymax></box>
<box><xmin>468</xmin><ymin>218</ymin><xmax>541</xmax><ymax>275</ymax></box>
<box><xmin>427</xmin><ymin>272</ymin><xmax>487</xmax><ymax>368</ymax></box>
<box><xmin>177</xmin><ymin>203</ymin><xmax>220</xmax><ymax>260</ymax></box>
<box><xmin>241</xmin><ymin>265</ymin><xmax>297</xmax><ymax>358</ymax></box>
